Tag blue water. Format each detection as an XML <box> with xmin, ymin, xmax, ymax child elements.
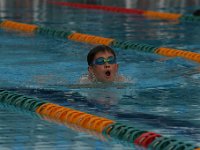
<box><xmin>0</xmin><ymin>0</ymin><xmax>200</xmax><ymax>149</ymax></box>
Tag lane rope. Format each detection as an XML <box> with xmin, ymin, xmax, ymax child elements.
<box><xmin>1</xmin><ymin>20</ymin><xmax>200</xmax><ymax>64</ymax></box>
<box><xmin>0</xmin><ymin>90</ymin><xmax>199</xmax><ymax>150</ymax></box>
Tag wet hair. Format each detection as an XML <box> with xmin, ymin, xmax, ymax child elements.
<box><xmin>87</xmin><ymin>45</ymin><xmax>116</xmax><ymax>66</ymax></box>
<box><xmin>193</xmin><ymin>9</ymin><xmax>200</xmax><ymax>16</ymax></box>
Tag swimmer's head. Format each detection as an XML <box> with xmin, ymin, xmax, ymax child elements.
<box><xmin>87</xmin><ymin>45</ymin><xmax>119</xmax><ymax>83</ymax></box>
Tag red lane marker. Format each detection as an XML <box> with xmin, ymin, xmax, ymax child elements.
<box><xmin>48</xmin><ymin>1</ymin><xmax>145</xmax><ymax>15</ymax></box>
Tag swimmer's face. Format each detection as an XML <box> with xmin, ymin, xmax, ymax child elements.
<box><xmin>88</xmin><ymin>51</ymin><xmax>118</xmax><ymax>82</ymax></box>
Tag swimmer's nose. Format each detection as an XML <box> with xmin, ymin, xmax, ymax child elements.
<box><xmin>104</xmin><ymin>62</ymin><xmax>110</xmax><ymax>68</ymax></box>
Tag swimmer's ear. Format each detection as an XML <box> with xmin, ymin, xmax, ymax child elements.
<box><xmin>88</xmin><ymin>66</ymin><xmax>94</xmax><ymax>74</ymax></box>
<box><xmin>116</xmin><ymin>64</ymin><xmax>119</xmax><ymax>70</ymax></box>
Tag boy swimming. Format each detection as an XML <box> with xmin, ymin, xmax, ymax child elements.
<box><xmin>80</xmin><ymin>45</ymin><xmax>126</xmax><ymax>83</ymax></box>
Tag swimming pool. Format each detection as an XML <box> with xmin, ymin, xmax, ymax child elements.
<box><xmin>0</xmin><ymin>0</ymin><xmax>200</xmax><ymax>149</ymax></box>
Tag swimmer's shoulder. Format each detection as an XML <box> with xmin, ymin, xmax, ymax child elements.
<box><xmin>79</xmin><ymin>74</ymin><xmax>92</xmax><ymax>84</ymax></box>
<box><xmin>115</xmin><ymin>74</ymin><xmax>130</xmax><ymax>83</ymax></box>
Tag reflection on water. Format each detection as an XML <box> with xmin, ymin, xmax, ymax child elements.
<box><xmin>1</xmin><ymin>0</ymin><xmax>200</xmax><ymax>22</ymax></box>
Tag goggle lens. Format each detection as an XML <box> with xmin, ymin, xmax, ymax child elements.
<box><xmin>93</xmin><ymin>56</ymin><xmax>116</xmax><ymax>65</ymax></box>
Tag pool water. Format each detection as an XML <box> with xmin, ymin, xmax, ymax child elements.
<box><xmin>0</xmin><ymin>0</ymin><xmax>200</xmax><ymax>149</ymax></box>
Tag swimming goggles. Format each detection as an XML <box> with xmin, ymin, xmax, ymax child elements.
<box><xmin>92</xmin><ymin>56</ymin><xmax>116</xmax><ymax>65</ymax></box>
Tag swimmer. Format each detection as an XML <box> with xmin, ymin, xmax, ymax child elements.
<box><xmin>80</xmin><ymin>45</ymin><xmax>126</xmax><ymax>83</ymax></box>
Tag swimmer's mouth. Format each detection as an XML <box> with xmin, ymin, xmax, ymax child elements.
<box><xmin>105</xmin><ymin>71</ymin><xmax>111</xmax><ymax>76</ymax></box>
